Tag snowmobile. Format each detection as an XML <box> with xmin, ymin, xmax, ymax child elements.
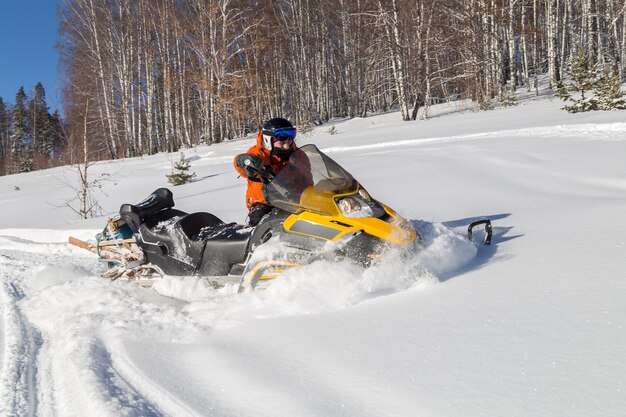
<box><xmin>70</xmin><ymin>144</ymin><xmax>492</xmax><ymax>291</ymax></box>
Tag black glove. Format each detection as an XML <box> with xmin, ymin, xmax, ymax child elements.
<box><xmin>236</xmin><ymin>154</ymin><xmax>264</xmax><ymax>177</ymax></box>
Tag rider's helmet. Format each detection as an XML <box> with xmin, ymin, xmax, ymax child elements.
<box><xmin>262</xmin><ymin>117</ymin><xmax>297</xmax><ymax>158</ymax></box>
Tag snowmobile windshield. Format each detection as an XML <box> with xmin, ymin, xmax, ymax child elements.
<box><xmin>264</xmin><ymin>144</ymin><xmax>357</xmax><ymax>215</ymax></box>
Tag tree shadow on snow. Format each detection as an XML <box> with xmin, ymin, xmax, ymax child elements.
<box><xmin>191</xmin><ymin>173</ymin><xmax>220</xmax><ymax>182</ymax></box>
<box><xmin>412</xmin><ymin>213</ymin><xmax>522</xmax><ymax>282</ymax></box>
<box><xmin>174</xmin><ymin>182</ymin><xmax>241</xmax><ymax>201</ymax></box>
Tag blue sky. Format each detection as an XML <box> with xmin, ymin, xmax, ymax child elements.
<box><xmin>0</xmin><ymin>1</ymin><xmax>60</xmax><ymax>110</ymax></box>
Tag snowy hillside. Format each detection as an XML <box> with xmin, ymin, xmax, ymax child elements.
<box><xmin>1</xmin><ymin>95</ymin><xmax>625</xmax><ymax>417</ymax></box>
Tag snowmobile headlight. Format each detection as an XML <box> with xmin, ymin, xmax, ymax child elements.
<box><xmin>336</xmin><ymin>187</ymin><xmax>386</xmax><ymax>218</ymax></box>
<box><xmin>337</xmin><ymin>195</ymin><xmax>384</xmax><ymax>218</ymax></box>
<box><xmin>338</xmin><ymin>196</ymin><xmax>372</xmax><ymax>218</ymax></box>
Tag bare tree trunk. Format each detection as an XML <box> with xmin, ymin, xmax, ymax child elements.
<box><xmin>508</xmin><ymin>0</ymin><xmax>517</xmax><ymax>93</ymax></box>
<box><xmin>607</xmin><ymin>0</ymin><xmax>622</xmax><ymax>76</ymax></box>
<box><xmin>84</xmin><ymin>0</ymin><xmax>118</xmax><ymax>158</ymax></box>
<box><xmin>521</xmin><ymin>0</ymin><xmax>531</xmax><ymax>90</ymax></box>
<box><xmin>532</xmin><ymin>0</ymin><xmax>539</xmax><ymax>95</ymax></box>
<box><xmin>378</xmin><ymin>0</ymin><xmax>410</xmax><ymax>120</ymax></box>
<box><xmin>80</xmin><ymin>100</ymin><xmax>89</xmax><ymax>219</ymax></box>
<box><xmin>482</xmin><ymin>0</ymin><xmax>494</xmax><ymax>100</ymax></box>
<box><xmin>590</xmin><ymin>0</ymin><xmax>600</xmax><ymax>62</ymax></box>
<box><xmin>174</xmin><ymin>28</ymin><xmax>192</xmax><ymax>148</ymax></box>
<box><xmin>414</xmin><ymin>1</ymin><xmax>433</xmax><ymax>120</ymax></box>
<box><xmin>622</xmin><ymin>2</ymin><xmax>626</xmax><ymax>79</ymax></box>
<box><xmin>547</xmin><ymin>0</ymin><xmax>560</xmax><ymax>87</ymax></box>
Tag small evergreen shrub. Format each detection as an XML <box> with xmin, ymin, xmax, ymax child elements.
<box><xmin>557</xmin><ymin>48</ymin><xmax>626</xmax><ymax>112</ymax></box>
<box><xmin>593</xmin><ymin>67</ymin><xmax>626</xmax><ymax>110</ymax></box>
<box><xmin>166</xmin><ymin>153</ymin><xmax>196</xmax><ymax>186</ymax></box>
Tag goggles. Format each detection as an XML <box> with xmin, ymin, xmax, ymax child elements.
<box><xmin>270</xmin><ymin>127</ymin><xmax>297</xmax><ymax>142</ymax></box>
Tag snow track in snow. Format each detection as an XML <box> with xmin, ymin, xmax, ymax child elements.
<box><xmin>0</xmin><ymin>252</ymin><xmax>42</xmax><ymax>417</ymax></box>
<box><xmin>47</xmin><ymin>337</ymin><xmax>165</xmax><ymax>417</ymax></box>
<box><xmin>0</xmin><ymin>236</ymin><xmax>170</xmax><ymax>417</ymax></box>
<box><xmin>320</xmin><ymin>122</ymin><xmax>626</xmax><ymax>154</ymax></box>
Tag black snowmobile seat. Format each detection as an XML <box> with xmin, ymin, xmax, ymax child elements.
<box><xmin>138</xmin><ymin>211</ymin><xmax>251</xmax><ymax>276</ymax></box>
<box><xmin>177</xmin><ymin>212</ymin><xmax>252</xmax><ymax>269</ymax></box>
<box><xmin>120</xmin><ymin>188</ymin><xmax>176</xmax><ymax>233</ymax></box>
<box><xmin>119</xmin><ymin>188</ymin><xmax>252</xmax><ymax>276</ymax></box>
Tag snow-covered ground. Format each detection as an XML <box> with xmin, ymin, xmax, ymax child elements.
<box><xmin>1</xmin><ymin>93</ymin><xmax>625</xmax><ymax>417</ymax></box>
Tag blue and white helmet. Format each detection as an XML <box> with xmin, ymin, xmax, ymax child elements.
<box><xmin>262</xmin><ymin>117</ymin><xmax>297</xmax><ymax>150</ymax></box>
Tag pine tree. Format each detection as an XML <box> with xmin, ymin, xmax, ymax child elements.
<box><xmin>166</xmin><ymin>152</ymin><xmax>196</xmax><ymax>186</ymax></box>
<box><xmin>556</xmin><ymin>49</ymin><xmax>599</xmax><ymax>113</ymax></box>
<box><xmin>29</xmin><ymin>83</ymin><xmax>52</xmax><ymax>157</ymax></box>
<box><xmin>9</xmin><ymin>87</ymin><xmax>35</xmax><ymax>173</ymax></box>
<box><xmin>0</xmin><ymin>97</ymin><xmax>11</xmax><ymax>163</ymax></box>
<box><xmin>593</xmin><ymin>67</ymin><xmax>626</xmax><ymax>110</ymax></box>
<box><xmin>45</xmin><ymin>110</ymin><xmax>66</xmax><ymax>158</ymax></box>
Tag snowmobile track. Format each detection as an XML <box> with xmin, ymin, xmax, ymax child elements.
<box><xmin>0</xmin><ymin>275</ymin><xmax>42</xmax><ymax>417</ymax></box>
<box><xmin>79</xmin><ymin>341</ymin><xmax>166</xmax><ymax>417</ymax></box>
<box><xmin>0</xmin><ymin>242</ymin><xmax>172</xmax><ymax>417</ymax></box>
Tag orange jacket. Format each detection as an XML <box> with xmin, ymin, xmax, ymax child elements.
<box><xmin>234</xmin><ymin>131</ymin><xmax>296</xmax><ymax>210</ymax></box>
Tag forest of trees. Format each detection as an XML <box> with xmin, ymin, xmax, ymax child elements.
<box><xmin>1</xmin><ymin>0</ymin><xmax>625</xmax><ymax>176</ymax></box>
<box><xmin>0</xmin><ymin>83</ymin><xmax>65</xmax><ymax>175</ymax></box>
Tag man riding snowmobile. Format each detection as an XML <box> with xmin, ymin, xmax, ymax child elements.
<box><xmin>234</xmin><ymin>117</ymin><xmax>299</xmax><ymax>226</ymax></box>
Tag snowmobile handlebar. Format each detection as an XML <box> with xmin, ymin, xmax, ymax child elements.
<box><xmin>468</xmin><ymin>219</ymin><xmax>492</xmax><ymax>245</ymax></box>
<box><xmin>248</xmin><ymin>165</ymin><xmax>275</xmax><ymax>185</ymax></box>
<box><xmin>259</xmin><ymin>166</ymin><xmax>276</xmax><ymax>184</ymax></box>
